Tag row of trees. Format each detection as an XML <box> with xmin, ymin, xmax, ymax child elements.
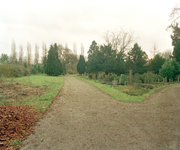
<box><xmin>0</xmin><ymin>41</ymin><xmax>82</xmax><ymax>76</ymax></box>
<box><xmin>76</xmin><ymin>21</ymin><xmax>180</xmax><ymax>80</ymax></box>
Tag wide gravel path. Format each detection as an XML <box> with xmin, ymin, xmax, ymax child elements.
<box><xmin>21</xmin><ymin>75</ymin><xmax>180</xmax><ymax>150</ymax></box>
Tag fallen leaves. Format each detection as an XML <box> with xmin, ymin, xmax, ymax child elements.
<box><xmin>0</xmin><ymin>105</ymin><xmax>42</xmax><ymax>149</ymax></box>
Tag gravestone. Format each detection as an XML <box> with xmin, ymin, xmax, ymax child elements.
<box><xmin>84</xmin><ymin>72</ymin><xmax>86</xmax><ymax>76</ymax></box>
<box><xmin>104</xmin><ymin>75</ymin><xmax>109</xmax><ymax>81</ymax></box>
<box><xmin>125</xmin><ymin>81</ymin><xmax>127</xmax><ymax>86</ymax></box>
<box><xmin>97</xmin><ymin>73</ymin><xmax>101</xmax><ymax>79</ymax></box>
<box><xmin>163</xmin><ymin>78</ymin><xmax>165</xmax><ymax>83</ymax></box>
<box><xmin>134</xmin><ymin>73</ymin><xmax>139</xmax><ymax>89</ymax></box>
<box><xmin>135</xmin><ymin>73</ymin><xmax>139</xmax><ymax>83</ymax></box>
<box><xmin>127</xmin><ymin>77</ymin><xmax>130</xmax><ymax>85</ymax></box>
<box><xmin>119</xmin><ymin>77</ymin><xmax>121</xmax><ymax>84</ymax></box>
<box><xmin>165</xmin><ymin>77</ymin><xmax>167</xmax><ymax>83</ymax></box>
<box><xmin>133</xmin><ymin>83</ymin><xmax>139</xmax><ymax>89</ymax></box>
<box><xmin>112</xmin><ymin>78</ymin><xmax>118</xmax><ymax>85</ymax></box>
<box><xmin>129</xmin><ymin>70</ymin><xmax>132</xmax><ymax>85</ymax></box>
<box><xmin>92</xmin><ymin>74</ymin><xmax>96</xmax><ymax>80</ymax></box>
<box><xmin>144</xmin><ymin>78</ymin><xmax>146</xmax><ymax>84</ymax></box>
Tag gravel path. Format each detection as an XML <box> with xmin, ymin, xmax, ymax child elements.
<box><xmin>21</xmin><ymin>75</ymin><xmax>180</xmax><ymax>150</ymax></box>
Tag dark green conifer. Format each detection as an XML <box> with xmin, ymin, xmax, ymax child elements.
<box><xmin>77</xmin><ymin>55</ymin><xmax>86</xmax><ymax>74</ymax></box>
<box><xmin>44</xmin><ymin>43</ymin><xmax>63</xmax><ymax>76</ymax></box>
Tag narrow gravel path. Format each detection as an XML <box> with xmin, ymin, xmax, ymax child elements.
<box><xmin>21</xmin><ymin>75</ymin><xmax>180</xmax><ymax>150</ymax></box>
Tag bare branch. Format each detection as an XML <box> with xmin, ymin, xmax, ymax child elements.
<box><xmin>103</xmin><ymin>28</ymin><xmax>135</xmax><ymax>53</ymax></box>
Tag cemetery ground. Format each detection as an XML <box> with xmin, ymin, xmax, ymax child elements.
<box><xmin>0</xmin><ymin>74</ymin><xmax>179</xmax><ymax>150</ymax></box>
<box><xmin>0</xmin><ymin>75</ymin><xmax>64</xmax><ymax>149</ymax></box>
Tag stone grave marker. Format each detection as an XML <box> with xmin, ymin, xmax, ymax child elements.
<box><xmin>129</xmin><ymin>70</ymin><xmax>132</xmax><ymax>85</ymax></box>
<box><xmin>112</xmin><ymin>78</ymin><xmax>118</xmax><ymax>85</ymax></box>
<box><xmin>134</xmin><ymin>73</ymin><xmax>139</xmax><ymax>89</ymax></box>
<box><xmin>92</xmin><ymin>74</ymin><xmax>96</xmax><ymax>80</ymax></box>
<box><xmin>127</xmin><ymin>77</ymin><xmax>130</xmax><ymax>85</ymax></box>
<box><xmin>144</xmin><ymin>78</ymin><xmax>146</xmax><ymax>84</ymax></box>
<box><xmin>135</xmin><ymin>73</ymin><xmax>139</xmax><ymax>83</ymax></box>
<box><xmin>125</xmin><ymin>81</ymin><xmax>127</xmax><ymax>86</ymax></box>
<box><xmin>165</xmin><ymin>77</ymin><xmax>167</xmax><ymax>83</ymax></box>
<box><xmin>104</xmin><ymin>75</ymin><xmax>109</xmax><ymax>81</ymax></box>
<box><xmin>119</xmin><ymin>77</ymin><xmax>121</xmax><ymax>84</ymax></box>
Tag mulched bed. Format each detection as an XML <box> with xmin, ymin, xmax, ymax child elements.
<box><xmin>0</xmin><ymin>105</ymin><xmax>42</xmax><ymax>150</ymax></box>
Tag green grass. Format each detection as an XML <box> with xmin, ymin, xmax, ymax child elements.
<box><xmin>8</xmin><ymin>139</ymin><xmax>21</xmax><ymax>146</ymax></box>
<box><xmin>0</xmin><ymin>74</ymin><xmax>64</xmax><ymax>112</ymax></box>
<box><xmin>76</xmin><ymin>76</ymin><xmax>180</xmax><ymax>102</ymax></box>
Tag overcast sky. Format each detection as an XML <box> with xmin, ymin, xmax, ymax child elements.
<box><xmin>0</xmin><ymin>0</ymin><xmax>179</xmax><ymax>60</ymax></box>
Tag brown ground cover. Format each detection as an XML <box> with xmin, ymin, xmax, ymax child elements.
<box><xmin>0</xmin><ymin>80</ymin><xmax>46</xmax><ymax>105</ymax></box>
<box><xmin>0</xmin><ymin>105</ymin><xmax>42</xmax><ymax>150</ymax></box>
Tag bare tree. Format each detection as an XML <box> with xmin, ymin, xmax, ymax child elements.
<box><xmin>150</xmin><ymin>43</ymin><xmax>160</xmax><ymax>58</ymax></box>
<box><xmin>10</xmin><ymin>40</ymin><xmax>17</xmax><ymax>64</ymax></box>
<box><xmin>103</xmin><ymin>28</ymin><xmax>135</xmax><ymax>54</ymax></box>
<box><xmin>81</xmin><ymin>43</ymin><xmax>84</xmax><ymax>56</ymax></box>
<box><xmin>73</xmin><ymin>43</ymin><xmax>77</xmax><ymax>55</ymax></box>
<box><xmin>167</xmin><ymin>3</ymin><xmax>180</xmax><ymax>29</ymax></box>
<box><xmin>42</xmin><ymin>42</ymin><xmax>47</xmax><ymax>64</ymax></box>
<box><xmin>19</xmin><ymin>45</ymin><xmax>23</xmax><ymax>65</ymax></box>
<box><xmin>27</xmin><ymin>42</ymin><xmax>31</xmax><ymax>68</ymax></box>
<box><xmin>35</xmin><ymin>43</ymin><xmax>39</xmax><ymax>64</ymax></box>
<box><xmin>159</xmin><ymin>49</ymin><xmax>172</xmax><ymax>60</ymax></box>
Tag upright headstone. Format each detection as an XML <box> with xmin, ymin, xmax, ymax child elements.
<box><xmin>119</xmin><ymin>77</ymin><xmax>121</xmax><ymax>84</ymax></box>
<box><xmin>134</xmin><ymin>73</ymin><xmax>139</xmax><ymax>89</ymax></box>
<box><xmin>129</xmin><ymin>70</ymin><xmax>132</xmax><ymax>85</ymax></box>
<box><xmin>163</xmin><ymin>78</ymin><xmax>165</xmax><ymax>83</ymax></box>
<box><xmin>97</xmin><ymin>73</ymin><xmax>101</xmax><ymax>79</ymax></box>
<box><xmin>165</xmin><ymin>77</ymin><xmax>167</xmax><ymax>83</ymax></box>
<box><xmin>125</xmin><ymin>81</ymin><xmax>127</xmax><ymax>86</ymax></box>
<box><xmin>92</xmin><ymin>74</ymin><xmax>96</xmax><ymax>80</ymax></box>
<box><xmin>127</xmin><ymin>77</ymin><xmax>130</xmax><ymax>85</ymax></box>
<box><xmin>104</xmin><ymin>75</ymin><xmax>109</xmax><ymax>81</ymax></box>
<box><xmin>148</xmin><ymin>77</ymin><xmax>149</xmax><ymax>84</ymax></box>
<box><xmin>135</xmin><ymin>73</ymin><xmax>139</xmax><ymax>83</ymax></box>
<box><xmin>112</xmin><ymin>78</ymin><xmax>117</xmax><ymax>85</ymax></box>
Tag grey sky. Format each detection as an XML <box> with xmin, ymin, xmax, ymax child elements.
<box><xmin>0</xmin><ymin>0</ymin><xmax>179</xmax><ymax>60</ymax></box>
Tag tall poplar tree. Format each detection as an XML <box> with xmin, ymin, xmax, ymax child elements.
<box><xmin>10</xmin><ymin>40</ymin><xmax>17</xmax><ymax>64</ymax></box>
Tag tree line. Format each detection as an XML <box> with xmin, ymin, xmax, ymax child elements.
<box><xmin>0</xmin><ymin>41</ymin><xmax>80</xmax><ymax>77</ymax></box>
<box><xmin>77</xmin><ymin>24</ymin><xmax>180</xmax><ymax>81</ymax></box>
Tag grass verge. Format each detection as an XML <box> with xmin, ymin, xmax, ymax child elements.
<box><xmin>76</xmin><ymin>76</ymin><xmax>180</xmax><ymax>102</ymax></box>
<box><xmin>0</xmin><ymin>74</ymin><xmax>64</xmax><ymax>112</ymax></box>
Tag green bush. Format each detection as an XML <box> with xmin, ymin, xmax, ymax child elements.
<box><xmin>67</xmin><ymin>69</ymin><xmax>74</xmax><ymax>74</ymax></box>
<box><xmin>109</xmin><ymin>74</ymin><xmax>119</xmax><ymax>82</ymax></box>
<box><xmin>0</xmin><ymin>63</ymin><xmax>29</xmax><ymax>77</ymax></box>
<box><xmin>11</xmin><ymin>65</ymin><xmax>25</xmax><ymax>77</ymax></box>
<box><xmin>120</xmin><ymin>74</ymin><xmax>128</xmax><ymax>85</ymax></box>
<box><xmin>30</xmin><ymin>67</ymin><xmax>38</xmax><ymax>74</ymax></box>
<box><xmin>0</xmin><ymin>63</ymin><xmax>13</xmax><ymax>77</ymax></box>
<box><xmin>88</xmin><ymin>74</ymin><xmax>92</xmax><ymax>79</ymax></box>
<box><xmin>159</xmin><ymin>59</ymin><xmax>180</xmax><ymax>81</ymax></box>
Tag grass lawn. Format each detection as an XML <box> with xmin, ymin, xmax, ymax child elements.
<box><xmin>0</xmin><ymin>74</ymin><xmax>64</xmax><ymax>112</ymax></box>
<box><xmin>76</xmin><ymin>75</ymin><xmax>180</xmax><ymax>102</ymax></box>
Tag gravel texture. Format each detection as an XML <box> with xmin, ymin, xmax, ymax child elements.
<box><xmin>21</xmin><ymin>75</ymin><xmax>180</xmax><ymax>150</ymax></box>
